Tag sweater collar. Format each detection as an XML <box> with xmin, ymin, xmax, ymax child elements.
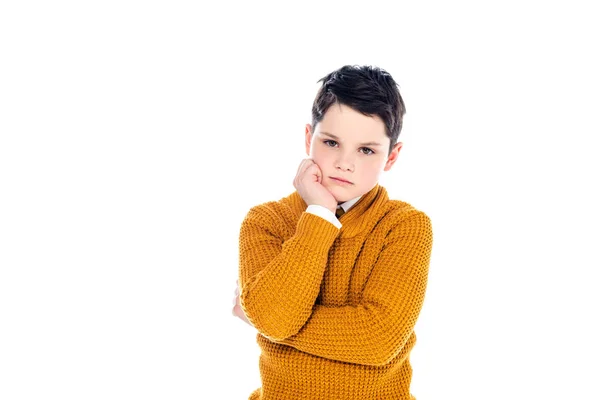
<box><xmin>289</xmin><ymin>183</ymin><xmax>388</xmax><ymax>238</ymax></box>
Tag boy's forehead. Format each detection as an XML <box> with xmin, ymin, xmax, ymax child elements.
<box><xmin>316</xmin><ymin>104</ymin><xmax>388</xmax><ymax>144</ymax></box>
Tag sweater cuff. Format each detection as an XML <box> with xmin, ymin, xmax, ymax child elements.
<box><xmin>296</xmin><ymin>211</ymin><xmax>340</xmax><ymax>253</ymax></box>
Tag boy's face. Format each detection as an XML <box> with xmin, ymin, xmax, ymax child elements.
<box><xmin>305</xmin><ymin>103</ymin><xmax>402</xmax><ymax>204</ymax></box>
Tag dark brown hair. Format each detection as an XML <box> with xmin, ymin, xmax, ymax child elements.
<box><xmin>311</xmin><ymin>65</ymin><xmax>406</xmax><ymax>156</ymax></box>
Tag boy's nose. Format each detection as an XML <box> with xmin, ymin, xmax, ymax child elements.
<box><xmin>335</xmin><ymin>160</ymin><xmax>354</xmax><ymax>172</ymax></box>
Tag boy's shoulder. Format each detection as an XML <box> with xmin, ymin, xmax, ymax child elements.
<box><xmin>242</xmin><ymin>188</ymin><xmax>430</xmax><ymax>227</ymax></box>
<box><xmin>241</xmin><ymin>192</ymin><xmax>298</xmax><ymax>225</ymax></box>
<box><xmin>384</xmin><ymin>198</ymin><xmax>432</xmax><ymax>228</ymax></box>
<box><xmin>386</xmin><ymin>197</ymin><xmax>427</xmax><ymax>213</ymax></box>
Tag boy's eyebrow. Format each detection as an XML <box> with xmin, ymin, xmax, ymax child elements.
<box><xmin>320</xmin><ymin>131</ymin><xmax>384</xmax><ymax>147</ymax></box>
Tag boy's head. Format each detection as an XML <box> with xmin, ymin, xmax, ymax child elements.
<box><xmin>305</xmin><ymin>65</ymin><xmax>406</xmax><ymax>203</ymax></box>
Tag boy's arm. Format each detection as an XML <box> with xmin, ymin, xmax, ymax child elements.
<box><xmin>238</xmin><ymin>206</ymin><xmax>340</xmax><ymax>340</ymax></box>
<box><xmin>272</xmin><ymin>212</ymin><xmax>433</xmax><ymax>366</ymax></box>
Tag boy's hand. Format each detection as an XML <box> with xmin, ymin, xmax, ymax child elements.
<box><xmin>293</xmin><ymin>158</ymin><xmax>337</xmax><ymax>213</ymax></box>
<box><xmin>232</xmin><ymin>279</ymin><xmax>252</xmax><ymax>326</ymax></box>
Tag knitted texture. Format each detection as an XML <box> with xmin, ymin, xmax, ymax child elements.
<box><xmin>238</xmin><ymin>183</ymin><xmax>433</xmax><ymax>400</ymax></box>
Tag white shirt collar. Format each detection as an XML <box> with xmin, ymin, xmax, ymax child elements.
<box><xmin>336</xmin><ymin>194</ymin><xmax>362</xmax><ymax>213</ymax></box>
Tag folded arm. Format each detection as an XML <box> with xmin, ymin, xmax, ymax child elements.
<box><xmin>238</xmin><ymin>207</ymin><xmax>340</xmax><ymax>340</ymax></box>
<box><xmin>273</xmin><ymin>212</ymin><xmax>433</xmax><ymax>366</ymax></box>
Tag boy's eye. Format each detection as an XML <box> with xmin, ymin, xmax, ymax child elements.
<box><xmin>323</xmin><ymin>140</ymin><xmax>375</xmax><ymax>155</ymax></box>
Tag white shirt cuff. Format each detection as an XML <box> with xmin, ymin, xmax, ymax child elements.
<box><xmin>305</xmin><ymin>204</ymin><xmax>342</xmax><ymax>229</ymax></box>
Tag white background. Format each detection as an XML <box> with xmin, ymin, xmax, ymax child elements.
<box><xmin>1</xmin><ymin>1</ymin><xmax>599</xmax><ymax>399</ymax></box>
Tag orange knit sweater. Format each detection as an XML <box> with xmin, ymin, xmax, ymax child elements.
<box><xmin>238</xmin><ymin>183</ymin><xmax>433</xmax><ymax>400</ymax></box>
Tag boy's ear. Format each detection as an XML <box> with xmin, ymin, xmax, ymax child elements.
<box><xmin>383</xmin><ymin>142</ymin><xmax>403</xmax><ymax>171</ymax></box>
<box><xmin>305</xmin><ymin>124</ymin><xmax>313</xmax><ymax>155</ymax></box>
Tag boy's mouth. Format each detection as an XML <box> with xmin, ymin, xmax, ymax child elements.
<box><xmin>331</xmin><ymin>176</ymin><xmax>353</xmax><ymax>184</ymax></box>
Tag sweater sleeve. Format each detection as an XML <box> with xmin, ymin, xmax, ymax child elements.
<box><xmin>273</xmin><ymin>212</ymin><xmax>433</xmax><ymax>366</ymax></box>
<box><xmin>238</xmin><ymin>207</ymin><xmax>340</xmax><ymax>341</ymax></box>
<box><xmin>306</xmin><ymin>204</ymin><xmax>342</xmax><ymax>229</ymax></box>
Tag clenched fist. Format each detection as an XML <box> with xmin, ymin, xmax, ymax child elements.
<box><xmin>293</xmin><ymin>158</ymin><xmax>337</xmax><ymax>213</ymax></box>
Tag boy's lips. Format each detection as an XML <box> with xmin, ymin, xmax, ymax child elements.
<box><xmin>331</xmin><ymin>176</ymin><xmax>353</xmax><ymax>184</ymax></box>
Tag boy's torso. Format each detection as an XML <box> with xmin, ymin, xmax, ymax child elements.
<box><xmin>245</xmin><ymin>184</ymin><xmax>427</xmax><ymax>400</ymax></box>
<box><xmin>265</xmin><ymin>184</ymin><xmax>420</xmax><ymax>307</ymax></box>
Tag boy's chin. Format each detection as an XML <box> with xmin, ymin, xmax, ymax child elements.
<box><xmin>333</xmin><ymin>194</ymin><xmax>347</xmax><ymax>204</ymax></box>
<box><xmin>325</xmin><ymin>183</ymin><xmax>351</xmax><ymax>204</ymax></box>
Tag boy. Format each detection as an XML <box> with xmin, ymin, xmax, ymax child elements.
<box><xmin>232</xmin><ymin>65</ymin><xmax>433</xmax><ymax>400</ymax></box>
